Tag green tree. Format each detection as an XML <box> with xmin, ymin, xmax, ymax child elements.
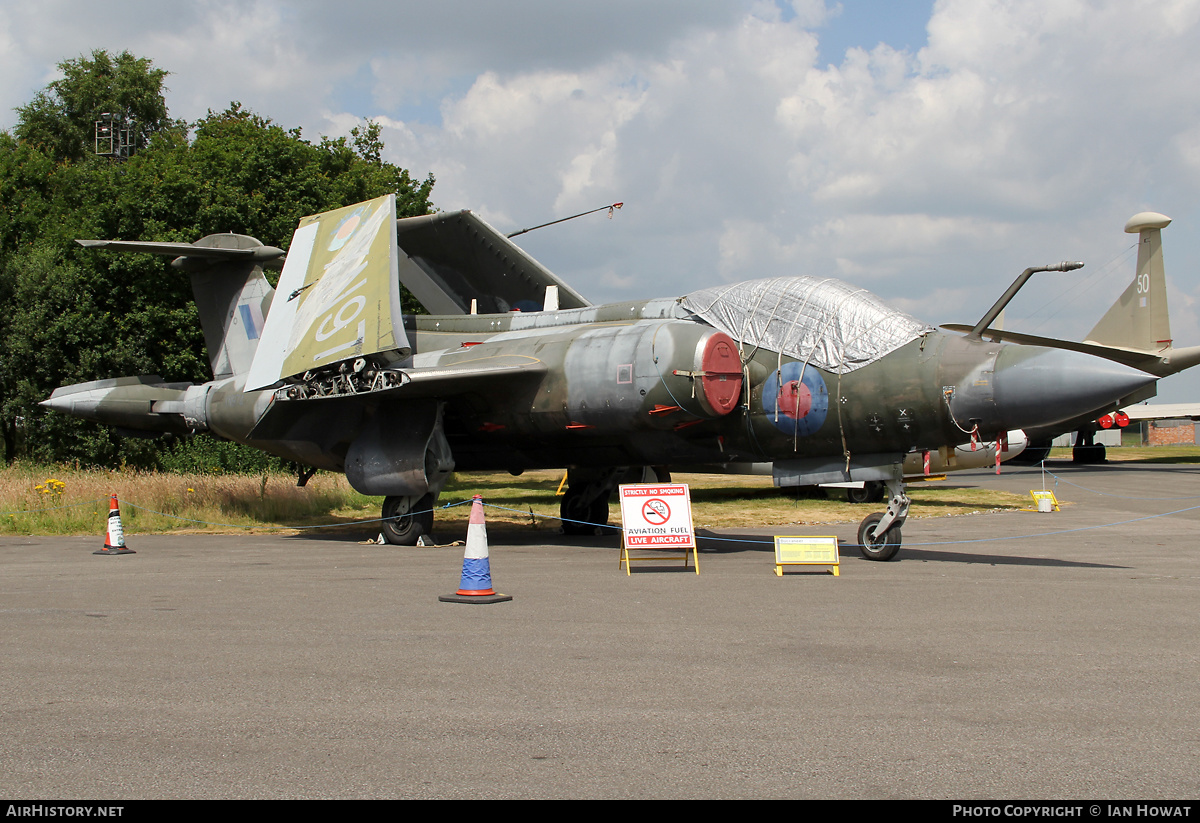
<box><xmin>13</xmin><ymin>50</ymin><xmax>178</xmax><ymax>162</ymax></box>
<box><xmin>1</xmin><ymin>59</ymin><xmax>435</xmax><ymax>467</ymax></box>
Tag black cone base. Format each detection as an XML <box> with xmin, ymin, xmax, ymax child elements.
<box><xmin>438</xmin><ymin>592</ymin><xmax>512</xmax><ymax>604</ymax></box>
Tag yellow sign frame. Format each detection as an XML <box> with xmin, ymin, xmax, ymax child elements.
<box><xmin>773</xmin><ymin>535</ymin><xmax>840</xmax><ymax>576</ymax></box>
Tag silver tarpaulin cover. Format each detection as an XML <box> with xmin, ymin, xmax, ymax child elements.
<box><xmin>679</xmin><ymin>277</ymin><xmax>933</xmax><ymax>374</ymax></box>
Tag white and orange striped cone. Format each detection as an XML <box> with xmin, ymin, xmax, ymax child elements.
<box><xmin>94</xmin><ymin>494</ymin><xmax>135</xmax><ymax>555</ymax></box>
<box><xmin>439</xmin><ymin>495</ymin><xmax>511</xmax><ymax>604</ymax></box>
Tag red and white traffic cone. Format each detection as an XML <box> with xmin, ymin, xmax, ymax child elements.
<box><xmin>439</xmin><ymin>496</ymin><xmax>511</xmax><ymax>604</ymax></box>
<box><xmin>94</xmin><ymin>494</ymin><xmax>135</xmax><ymax>555</ymax></box>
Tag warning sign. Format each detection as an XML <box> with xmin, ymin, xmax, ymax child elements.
<box><xmin>618</xmin><ymin>484</ymin><xmax>699</xmax><ymax>574</ymax></box>
<box><xmin>618</xmin><ymin>484</ymin><xmax>696</xmax><ymax>549</ymax></box>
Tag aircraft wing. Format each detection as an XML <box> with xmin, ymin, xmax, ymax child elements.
<box><xmin>1119</xmin><ymin>403</ymin><xmax>1200</xmax><ymax>421</ymax></box>
<box><xmin>394</xmin><ymin>210</ymin><xmax>590</xmax><ymax>314</ymax></box>
<box><xmin>246</xmin><ymin>354</ymin><xmax>546</xmax><ymax>440</ymax></box>
<box><xmin>939</xmin><ymin>324</ymin><xmax>1168</xmax><ymax>371</ymax></box>
<box><xmin>245</xmin><ymin>194</ymin><xmax>409</xmax><ymax>392</ymax></box>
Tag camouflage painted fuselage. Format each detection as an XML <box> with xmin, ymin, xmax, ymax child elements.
<box><xmin>206</xmin><ymin>295</ymin><xmax>1151</xmax><ymax>481</ymax></box>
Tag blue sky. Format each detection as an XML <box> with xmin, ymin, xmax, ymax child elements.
<box><xmin>812</xmin><ymin>0</ymin><xmax>933</xmax><ymax>65</ymax></box>
<box><xmin>3</xmin><ymin>0</ymin><xmax>1200</xmax><ymax>404</ymax></box>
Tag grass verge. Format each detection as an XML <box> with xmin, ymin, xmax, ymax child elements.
<box><xmin>2</xmin><ymin>464</ymin><xmax>1029</xmax><ymax>538</ymax></box>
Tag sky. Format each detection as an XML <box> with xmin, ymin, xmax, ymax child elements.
<box><xmin>4</xmin><ymin>0</ymin><xmax>1200</xmax><ymax>403</ymax></box>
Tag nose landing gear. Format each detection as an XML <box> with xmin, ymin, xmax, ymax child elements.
<box><xmin>856</xmin><ymin>478</ymin><xmax>909</xmax><ymax>561</ymax></box>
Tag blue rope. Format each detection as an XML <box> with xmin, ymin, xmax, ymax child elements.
<box><xmin>1041</xmin><ymin>467</ymin><xmax>1200</xmax><ymax>501</ymax></box>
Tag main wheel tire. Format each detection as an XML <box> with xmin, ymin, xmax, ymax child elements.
<box><xmin>846</xmin><ymin>485</ymin><xmax>871</xmax><ymax>504</ymax></box>
<box><xmin>846</xmin><ymin>481</ymin><xmax>885</xmax><ymax>504</ymax></box>
<box><xmin>857</xmin><ymin>511</ymin><xmax>901</xmax><ymax>561</ymax></box>
<box><xmin>867</xmin><ymin>480</ymin><xmax>886</xmax><ymax>503</ymax></box>
<box><xmin>560</xmin><ymin>487</ymin><xmax>611</xmax><ymax>536</ymax></box>
<box><xmin>381</xmin><ymin>494</ymin><xmax>434</xmax><ymax>545</ymax></box>
<box><xmin>1073</xmin><ymin>444</ymin><xmax>1106</xmax><ymax>464</ymax></box>
<box><xmin>560</xmin><ymin>488</ymin><xmax>594</xmax><ymax>535</ymax></box>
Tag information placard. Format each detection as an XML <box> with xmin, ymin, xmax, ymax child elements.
<box><xmin>773</xmin><ymin>535</ymin><xmax>840</xmax><ymax>576</ymax></box>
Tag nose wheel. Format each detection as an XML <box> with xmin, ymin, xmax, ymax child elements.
<box><xmin>857</xmin><ymin>512</ymin><xmax>901</xmax><ymax>561</ymax></box>
<box><xmin>855</xmin><ymin>478</ymin><xmax>909</xmax><ymax>561</ymax></box>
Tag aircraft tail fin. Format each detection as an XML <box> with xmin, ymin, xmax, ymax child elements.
<box><xmin>77</xmin><ymin>234</ymin><xmax>285</xmax><ymax>380</ymax></box>
<box><xmin>1084</xmin><ymin>212</ymin><xmax>1173</xmax><ymax>353</ymax></box>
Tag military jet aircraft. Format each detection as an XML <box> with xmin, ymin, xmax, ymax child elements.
<box><xmin>43</xmin><ymin>194</ymin><xmax>1158</xmax><ymax>560</ymax></box>
<box><xmin>943</xmin><ymin>211</ymin><xmax>1200</xmax><ymax>463</ymax></box>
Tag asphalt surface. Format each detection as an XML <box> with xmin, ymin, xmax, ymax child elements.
<box><xmin>2</xmin><ymin>460</ymin><xmax>1198</xmax><ymax>799</ymax></box>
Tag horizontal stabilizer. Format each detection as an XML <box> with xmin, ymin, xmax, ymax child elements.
<box><xmin>76</xmin><ymin>238</ymin><xmax>285</xmax><ymax>270</ymax></box>
<box><xmin>394</xmin><ymin>210</ymin><xmax>590</xmax><ymax>314</ymax></box>
<box><xmin>78</xmin><ymin>234</ymin><xmax>281</xmax><ymax>378</ymax></box>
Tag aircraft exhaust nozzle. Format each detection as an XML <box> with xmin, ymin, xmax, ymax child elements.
<box><xmin>951</xmin><ymin>347</ymin><xmax>1157</xmax><ymax>432</ymax></box>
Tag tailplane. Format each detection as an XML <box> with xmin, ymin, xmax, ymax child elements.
<box><xmin>76</xmin><ymin>234</ymin><xmax>285</xmax><ymax>379</ymax></box>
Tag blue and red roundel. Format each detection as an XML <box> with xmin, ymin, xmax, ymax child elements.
<box><xmin>763</xmin><ymin>362</ymin><xmax>829</xmax><ymax>436</ymax></box>
<box><xmin>328</xmin><ymin>206</ymin><xmax>368</xmax><ymax>251</ymax></box>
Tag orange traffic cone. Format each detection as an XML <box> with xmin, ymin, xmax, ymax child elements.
<box><xmin>94</xmin><ymin>494</ymin><xmax>135</xmax><ymax>555</ymax></box>
<box><xmin>439</xmin><ymin>496</ymin><xmax>511</xmax><ymax>604</ymax></box>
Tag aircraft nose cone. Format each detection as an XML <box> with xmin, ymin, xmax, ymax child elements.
<box><xmin>953</xmin><ymin>347</ymin><xmax>1156</xmax><ymax>432</ymax></box>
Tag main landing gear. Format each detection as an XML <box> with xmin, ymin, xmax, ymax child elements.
<box><xmin>856</xmin><ymin>478</ymin><xmax>910</xmax><ymax>561</ymax></box>
<box><xmin>381</xmin><ymin>493</ymin><xmax>436</xmax><ymax>545</ymax></box>
<box><xmin>1072</xmin><ymin>427</ymin><xmax>1107</xmax><ymax>463</ymax></box>
<box><xmin>559</xmin><ymin>466</ymin><xmax>671</xmax><ymax>536</ymax></box>
<box><xmin>845</xmin><ymin>480</ymin><xmax>886</xmax><ymax>504</ymax></box>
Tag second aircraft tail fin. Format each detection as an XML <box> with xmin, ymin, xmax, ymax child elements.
<box><xmin>1084</xmin><ymin>212</ymin><xmax>1173</xmax><ymax>352</ymax></box>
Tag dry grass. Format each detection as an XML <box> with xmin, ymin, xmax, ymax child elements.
<box><xmin>0</xmin><ymin>464</ymin><xmax>1031</xmax><ymax>539</ymax></box>
<box><xmin>11</xmin><ymin>445</ymin><xmax>1195</xmax><ymax>538</ymax></box>
<box><xmin>0</xmin><ymin>464</ymin><xmax>377</xmax><ymax>537</ymax></box>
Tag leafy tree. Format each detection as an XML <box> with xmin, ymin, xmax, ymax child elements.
<box><xmin>1</xmin><ymin>57</ymin><xmax>435</xmax><ymax>467</ymax></box>
<box><xmin>13</xmin><ymin>50</ymin><xmax>178</xmax><ymax>162</ymax></box>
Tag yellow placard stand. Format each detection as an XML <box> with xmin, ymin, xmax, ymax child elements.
<box><xmin>1029</xmin><ymin>490</ymin><xmax>1060</xmax><ymax>511</ymax></box>
<box><xmin>774</xmin><ymin>536</ymin><xmax>840</xmax><ymax>576</ymax></box>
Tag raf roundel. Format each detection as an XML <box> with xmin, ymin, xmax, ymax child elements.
<box><xmin>328</xmin><ymin>207</ymin><xmax>366</xmax><ymax>251</ymax></box>
<box><xmin>763</xmin><ymin>362</ymin><xmax>829</xmax><ymax>436</ymax></box>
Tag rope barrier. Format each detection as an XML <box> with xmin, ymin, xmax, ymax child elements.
<box><xmin>1040</xmin><ymin>467</ymin><xmax>1200</xmax><ymax>501</ymax></box>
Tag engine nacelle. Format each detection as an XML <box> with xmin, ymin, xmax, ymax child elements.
<box><xmin>344</xmin><ymin>399</ymin><xmax>454</xmax><ymax>497</ymax></box>
<box><xmin>561</xmin><ymin>320</ymin><xmax>743</xmax><ymax>431</ymax></box>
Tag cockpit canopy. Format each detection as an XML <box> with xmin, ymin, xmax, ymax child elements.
<box><xmin>679</xmin><ymin>277</ymin><xmax>933</xmax><ymax>374</ymax></box>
